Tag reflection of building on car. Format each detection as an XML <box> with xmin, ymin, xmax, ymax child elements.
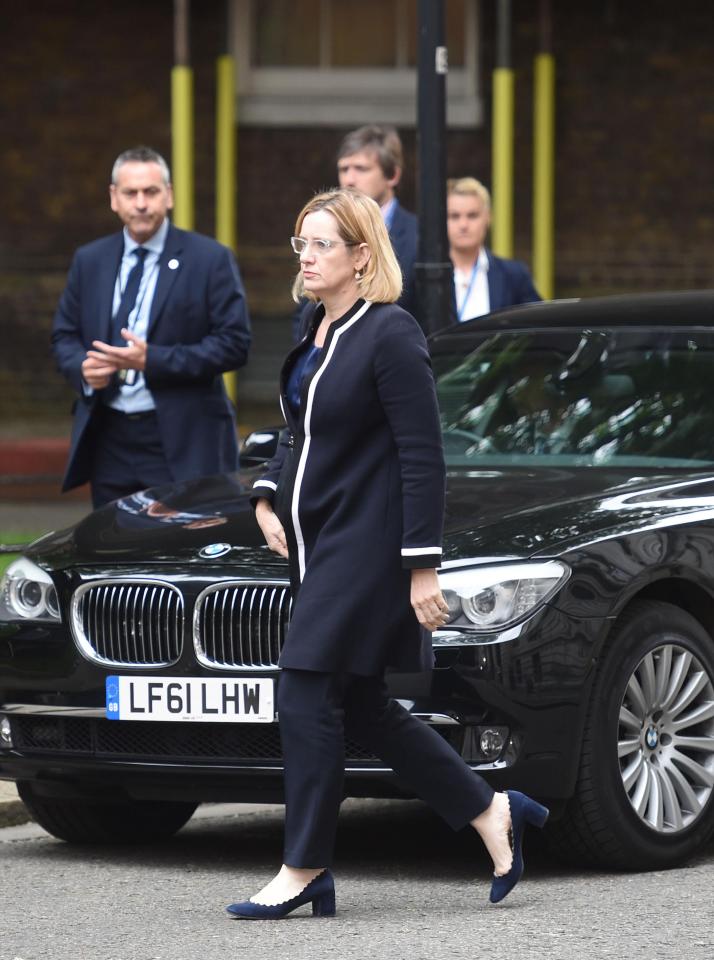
<box><xmin>116</xmin><ymin>491</ymin><xmax>229</xmax><ymax>530</ymax></box>
<box><xmin>3</xmin><ymin>292</ymin><xmax>714</xmax><ymax>872</ymax></box>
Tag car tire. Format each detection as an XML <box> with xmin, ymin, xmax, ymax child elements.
<box><xmin>17</xmin><ymin>783</ymin><xmax>197</xmax><ymax>844</ymax></box>
<box><xmin>545</xmin><ymin>599</ymin><xmax>714</xmax><ymax>869</ymax></box>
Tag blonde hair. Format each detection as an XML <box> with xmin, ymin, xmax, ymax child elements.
<box><xmin>291</xmin><ymin>188</ymin><xmax>403</xmax><ymax>304</ymax></box>
<box><xmin>447</xmin><ymin>176</ymin><xmax>492</xmax><ymax>211</ymax></box>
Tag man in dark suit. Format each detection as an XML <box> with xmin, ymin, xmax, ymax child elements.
<box><xmin>336</xmin><ymin>125</ymin><xmax>418</xmax><ymax>315</ymax></box>
<box><xmin>292</xmin><ymin>124</ymin><xmax>418</xmax><ymax>340</ymax></box>
<box><xmin>447</xmin><ymin>177</ymin><xmax>541</xmax><ymax>324</ymax></box>
<box><xmin>51</xmin><ymin>146</ymin><xmax>251</xmax><ymax>508</ymax></box>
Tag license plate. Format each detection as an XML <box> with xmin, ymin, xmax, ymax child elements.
<box><xmin>105</xmin><ymin>676</ymin><xmax>274</xmax><ymax>723</ymax></box>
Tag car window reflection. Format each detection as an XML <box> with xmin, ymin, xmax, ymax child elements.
<box><xmin>435</xmin><ymin>328</ymin><xmax>714</xmax><ymax>468</ymax></box>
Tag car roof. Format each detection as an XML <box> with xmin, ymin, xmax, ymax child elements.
<box><xmin>428</xmin><ymin>290</ymin><xmax>714</xmax><ymax>345</ymax></box>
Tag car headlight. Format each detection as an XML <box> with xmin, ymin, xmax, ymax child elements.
<box><xmin>438</xmin><ymin>560</ymin><xmax>569</xmax><ymax>631</ymax></box>
<box><xmin>0</xmin><ymin>557</ymin><xmax>61</xmax><ymax>623</ymax></box>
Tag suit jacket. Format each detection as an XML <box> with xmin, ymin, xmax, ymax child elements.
<box><xmin>51</xmin><ymin>224</ymin><xmax>251</xmax><ymax>491</ymax></box>
<box><xmin>388</xmin><ymin>200</ymin><xmax>418</xmax><ymax>317</ymax></box>
<box><xmin>291</xmin><ymin>199</ymin><xmax>419</xmax><ymax>341</ymax></box>
<box><xmin>453</xmin><ymin>249</ymin><xmax>541</xmax><ymax>323</ymax></box>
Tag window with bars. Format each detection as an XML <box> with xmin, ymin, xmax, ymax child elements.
<box><xmin>231</xmin><ymin>0</ymin><xmax>482</xmax><ymax>127</ymax></box>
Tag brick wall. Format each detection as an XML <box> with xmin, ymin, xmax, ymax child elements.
<box><xmin>548</xmin><ymin>0</ymin><xmax>714</xmax><ymax>294</ymax></box>
<box><xmin>2</xmin><ymin>0</ymin><xmax>714</xmax><ymax>431</ymax></box>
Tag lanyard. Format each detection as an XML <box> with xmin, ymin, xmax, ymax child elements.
<box><xmin>115</xmin><ymin>253</ymin><xmax>158</xmax><ymax>389</ymax></box>
<box><xmin>456</xmin><ymin>260</ymin><xmax>479</xmax><ymax>322</ymax></box>
<box><xmin>116</xmin><ymin>254</ymin><xmax>158</xmax><ymax>333</ymax></box>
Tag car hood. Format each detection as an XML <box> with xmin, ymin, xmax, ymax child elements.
<box><xmin>442</xmin><ymin>465</ymin><xmax>714</xmax><ymax>561</ymax></box>
<box><xmin>25</xmin><ymin>466</ymin><xmax>714</xmax><ymax>570</ymax></box>
<box><xmin>26</xmin><ymin>473</ymin><xmax>277</xmax><ymax>573</ymax></box>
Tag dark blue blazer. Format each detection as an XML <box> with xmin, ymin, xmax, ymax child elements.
<box><xmin>454</xmin><ymin>249</ymin><xmax>541</xmax><ymax>323</ymax></box>
<box><xmin>254</xmin><ymin>300</ymin><xmax>443</xmax><ymax>676</ymax></box>
<box><xmin>291</xmin><ymin>199</ymin><xmax>419</xmax><ymax>341</ymax></box>
<box><xmin>389</xmin><ymin>200</ymin><xmax>418</xmax><ymax>317</ymax></box>
<box><xmin>51</xmin><ymin>224</ymin><xmax>251</xmax><ymax>491</ymax></box>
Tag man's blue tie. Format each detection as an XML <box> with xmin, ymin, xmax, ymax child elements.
<box><xmin>112</xmin><ymin>247</ymin><xmax>148</xmax><ymax>345</ymax></box>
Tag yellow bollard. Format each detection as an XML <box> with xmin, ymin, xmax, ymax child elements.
<box><xmin>532</xmin><ymin>52</ymin><xmax>555</xmax><ymax>300</ymax></box>
<box><xmin>216</xmin><ymin>55</ymin><xmax>237</xmax><ymax>253</ymax></box>
<box><xmin>171</xmin><ymin>65</ymin><xmax>194</xmax><ymax>231</ymax></box>
<box><xmin>491</xmin><ymin>67</ymin><xmax>515</xmax><ymax>260</ymax></box>
<box><xmin>215</xmin><ymin>54</ymin><xmax>239</xmax><ymax>406</ymax></box>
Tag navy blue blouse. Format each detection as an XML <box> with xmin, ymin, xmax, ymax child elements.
<box><xmin>286</xmin><ymin>341</ymin><xmax>322</xmax><ymax>416</ymax></box>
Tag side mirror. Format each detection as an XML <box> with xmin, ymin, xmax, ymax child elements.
<box><xmin>239</xmin><ymin>428</ymin><xmax>280</xmax><ymax>467</ymax></box>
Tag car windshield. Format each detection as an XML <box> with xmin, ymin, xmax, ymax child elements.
<box><xmin>433</xmin><ymin>327</ymin><xmax>714</xmax><ymax>468</ymax></box>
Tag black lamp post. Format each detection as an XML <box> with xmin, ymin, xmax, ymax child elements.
<box><xmin>414</xmin><ymin>0</ymin><xmax>454</xmax><ymax>334</ymax></box>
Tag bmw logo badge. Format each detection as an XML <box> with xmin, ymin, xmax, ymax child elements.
<box><xmin>199</xmin><ymin>543</ymin><xmax>232</xmax><ymax>559</ymax></box>
<box><xmin>645</xmin><ymin>726</ymin><xmax>659</xmax><ymax>750</ymax></box>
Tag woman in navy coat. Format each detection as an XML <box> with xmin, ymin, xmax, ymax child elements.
<box><xmin>226</xmin><ymin>189</ymin><xmax>548</xmax><ymax>920</ymax></box>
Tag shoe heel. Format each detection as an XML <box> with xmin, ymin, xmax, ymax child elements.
<box><xmin>312</xmin><ymin>889</ymin><xmax>336</xmax><ymax>917</ymax></box>
<box><xmin>525</xmin><ymin>799</ymin><xmax>549</xmax><ymax>829</ymax></box>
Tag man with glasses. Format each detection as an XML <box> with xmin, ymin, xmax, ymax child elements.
<box><xmin>51</xmin><ymin>146</ymin><xmax>251</xmax><ymax>508</ymax></box>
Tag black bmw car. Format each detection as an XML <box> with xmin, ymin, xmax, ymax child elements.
<box><xmin>3</xmin><ymin>291</ymin><xmax>714</xmax><ymax>870</ymax></box>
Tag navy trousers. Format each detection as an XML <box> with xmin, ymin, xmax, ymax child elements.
<box><xmin>278</xmin><ymin>669</ymin><xmax>495</xmax><ymax>868</ymax></box>
<box><xmin>89</xmin><ymin>407</ymin><xmax>173</xmax><ymax>508</ymax></box>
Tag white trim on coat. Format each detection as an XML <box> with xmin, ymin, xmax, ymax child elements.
<box><xmin>253</xmin><ymin>479</ymin><xmax>277</xmax><ymax>491</ymax></box>
<box><xmin>291</xmin><ymin>300</ymin><xmax>373</xmax><ymax>581</ymax></box>
<box><xmin>401</xmin><ymin>547</ymin><xmax>442</xmax><ymax>556</ymax></box>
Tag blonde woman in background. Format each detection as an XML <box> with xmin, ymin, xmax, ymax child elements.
<box><xmin>447</xmin><ymin>177</ymin><xmax>541</xmax><ymax>323</ymax></box>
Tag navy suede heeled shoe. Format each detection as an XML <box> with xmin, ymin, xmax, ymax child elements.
<box><xmin>489</xmin><ymin>791</ymin><xmax>549</xmax><ymax>904</ymax></box>
<box><xmin>226</xmin><ymin>870</ymin><xmax>336</xmax><ymax>920</ymax></box>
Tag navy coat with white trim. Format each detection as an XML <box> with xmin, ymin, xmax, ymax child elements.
<box><xmin>253</xmin><ymin>299</ymin><xmax>445</xmax><ymax>676</ymax></box>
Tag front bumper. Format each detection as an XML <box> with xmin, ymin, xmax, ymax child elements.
<box><xmin>0</xmin><ymin>605</ymin><xmax>601</xmax><ymax>804</ymax></box>
<box><xmin>0</xmin><ymin>708</ymin><xmax>563</xmax><ymax>804</ymax></box>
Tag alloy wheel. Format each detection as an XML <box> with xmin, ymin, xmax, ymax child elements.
<box><xmin>618</xmin><ymin>643</ymin><xmax>714</xmax><ymax>833</ymax></box>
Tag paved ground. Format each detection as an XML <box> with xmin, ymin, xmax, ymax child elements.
<box><xmin>1</xmin><ymin>799</ymin><xmax>713</xmax><ymax>960</ymax></box>
<box><xmin>0</xmin><ymin>780</ymin><xmax>26</xmax><ymax>827</ymax></box>
<box><xmin>0</xmin><ymin>500</ymin><xmax>91</xmax><ymax>542</ymax></box>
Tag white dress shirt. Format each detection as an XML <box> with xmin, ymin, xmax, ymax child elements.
<box><xmin>454</xmin><ymin>247</ymin><xmax>490</xmax><ymax>321</ymax></box>
<box><xmin>108</xmin><ymin>218</ymin><xmax>169</xmax><ymax>412</ymax></box>
<box><xmin>381</xmin><ymin>197</ymin><xmax>397</xmax><ymax>231</ymax></box>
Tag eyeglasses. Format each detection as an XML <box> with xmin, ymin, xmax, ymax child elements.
<box><xmin>290</xmin><ymin>236</ymin><xmax>356</xmax><ymax>256</ymax></box>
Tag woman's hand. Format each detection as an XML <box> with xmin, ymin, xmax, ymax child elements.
<box><xmin>255</xmin><ymin>499</ymin><xmax>289</xmax><ymax>558</ymax></box>
<box><xmin>410</xmin><ymin>568</ymin><xmax>449</xmax><ymax>631</ymax></box>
